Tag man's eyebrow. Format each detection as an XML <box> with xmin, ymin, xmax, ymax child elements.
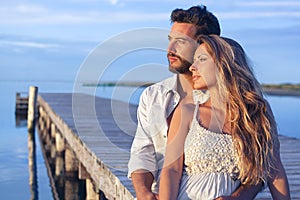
<box><xmin>175</xmin><ymin>36</ymin><xmax>190</xmax><ymax>40</ymax></box>
<box><xmin>177</xmin><ymin>36</ymin><xmax>197</xmax><ymax>44</ymax></box>
<box><xmin>168</xmin><ymin>34</ymin><xmax>190</xmax><ymax>40</ymax></box>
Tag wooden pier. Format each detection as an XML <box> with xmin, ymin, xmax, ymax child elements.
<box><xmin>15</xmin><ymin>92</ymin><xmax>28</xmax><ymax>115</ymax></box>
<box><xmin>37</xmin><ymin>93</ymin><xmax>137</xmax><ymax>199</ymax></box>
<box><xmin>35</xmin><ymin>93</ymin><xmax>299</xmax><ymax>199</ymax></box>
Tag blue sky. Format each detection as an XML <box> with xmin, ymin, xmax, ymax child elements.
<box><xmin>1</xmin><ymin>0</ymin><xmax>300</xmax><ymax>84</ymax></box>
<box><xmin>2</xmin><ymin>0</ymin><xmax>300</xmax><ymax>40</ymax></box>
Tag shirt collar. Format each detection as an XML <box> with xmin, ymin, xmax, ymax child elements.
<box><xmin>157</xmin><ymin>74</ymin><xmax>178</xmax><ymax>95</ymax></box>
<box><xmin>166</xmin><ymin>74</ymin><xmax>178</xmax><ymax>92</ymax></box>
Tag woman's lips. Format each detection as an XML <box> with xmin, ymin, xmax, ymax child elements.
<box><xmin>192</xmin><ymin>75</ymin><xmax>200</xmax><ymax>82</ymax></box>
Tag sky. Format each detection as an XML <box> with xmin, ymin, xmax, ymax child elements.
<box><xmin>1</xmin><ymin>0</ymin><xmax>300</xmax><ymax>84</ymax></box>
<box><xmin>1</xmin><ymin>0</ymin><xmax>300</xmax><ymax>40</ymax></box>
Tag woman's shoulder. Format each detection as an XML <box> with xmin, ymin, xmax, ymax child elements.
<box><xmin>177</xmin><ymin>102</ymin><xmax>195</xmax><ymax>121</ymax></box>
<box><xmin>181</xmin><ymin>102</ymin><xmax>195</xmax><ymax>111</ymax></box>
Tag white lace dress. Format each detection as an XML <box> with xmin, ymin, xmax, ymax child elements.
<box><xmin>177</xmin><ymin>102</ymin><xmax>240</xmax><ymax>200</ymax></box>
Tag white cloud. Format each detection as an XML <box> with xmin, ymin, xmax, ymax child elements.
<box><xmin>66</xmin><ymin>0</ymin><xmax>119</xmax><ymax>4</ymax></box>
<box><xmin>0</xmin><ymin>3</ymin><xmax>168</xmax><ymax>25</ymax></box>
<box><xmin>15</xmin><ymin>4</ymin><xmax>48</xmax><ymax>14</ymax></box>
<box><xmin>109</xmin><ymin>0</ymin><xmax>118</xmax><ymax>5</ymax></box>
<box><xmin>237</xmin><ymin>1</ymin><xmax>300</xmax><ymax>7</ymax></box>
<box><xmin>0</xmin><ymin>40</ymin><xmax>60</xmax><ymax>49</ymax></box>
<box><xmin>217</xmin><ymin>11</ymin><xmax>300</xmax><ymax>19</ymax></box>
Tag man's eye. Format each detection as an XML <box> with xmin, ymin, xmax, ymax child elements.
<box><xmin>177</xmin><ymin>39</ymin><xmax>186</xmax><ymax>44</ymax></box>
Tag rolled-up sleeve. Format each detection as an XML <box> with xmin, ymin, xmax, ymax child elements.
<box><xmin>128</xmin><ymin>88</ymin><xmax>158</xmax><ymax>179</ymax></box>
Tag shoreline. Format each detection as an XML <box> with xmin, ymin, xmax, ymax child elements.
<box><xmin>262</xmin><ymin>87</ymin><xmax>300</xmax><ymax>97</ymax></box>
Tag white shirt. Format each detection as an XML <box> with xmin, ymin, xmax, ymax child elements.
<box><xmin>128</xmin><ymin>75</ymin><xmax>180</xmax><ymax>193</ymax></box>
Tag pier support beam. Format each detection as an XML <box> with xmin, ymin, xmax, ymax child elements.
<box><xmin>86</xmin><ymin>178</ymin><xmax>99</xmax><ymax>200</ymax></box>
<box><xmin>65</xmin><ymin>145</ymin><xmax>78</xmax><ymax>174</ymax></box>
<box><xmin>27</xmin><ymin>86</ymin><xmax>38</xmax><ymax>132</ymax></box>
<box><xmin>65</xmin><ymin>176</ymin><xmax>80</xmax><ymax>200</ymax></box>
<box><xmin>55</xmin><ymin>131</ymin><xmax>65</xmax><ymax>155</ymax></box>
<box><xmin>55</xmin><ymin>155</ymin><xmax>64</xmax><ymax>177</ymax></box>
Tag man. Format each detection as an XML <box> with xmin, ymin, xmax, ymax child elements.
<box><xmin>128</xmin><ymin>5</ymin><xmax>263</xmax><ymax>200</ymax></box>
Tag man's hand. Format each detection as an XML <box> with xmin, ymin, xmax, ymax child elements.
<box><xmin>131</xmin><ymin>170</ymin><xmax>157</xmax><ymax>200</ymax></box>
<box><xmin>214</xmin><ymin>196</ymin><xmax>233</xmax><ymax>200</ymax></box>
<box><xmin>215</xmin><ymin>182</ymin><xmax>263</xmax><ymax>200</ymax></box>
<box><xmin>136</xmin><ymin>191</ymin><xmax>158</xmax><ymax>200</ymax></box>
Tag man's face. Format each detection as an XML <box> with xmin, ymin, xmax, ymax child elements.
<box><xmin>167</xmin><ymin>22</ymin><xmax>198</xmax><ymax>74</ymax></box>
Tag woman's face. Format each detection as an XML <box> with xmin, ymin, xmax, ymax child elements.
<box><xmin>189</xmin><ymin>43</ymin><xmax>217</xmax><ymax>90</ymax></box>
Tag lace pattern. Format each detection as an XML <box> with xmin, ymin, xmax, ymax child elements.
<box><xmin>184</xmin><ymin>119</ymin><xmax>239</xmax><ymax>176</ymax></box>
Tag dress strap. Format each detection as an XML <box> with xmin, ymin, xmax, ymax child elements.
<box><xmin>192</xmin><ymin>89</ymin><xmax>210</xmax><ymax>120</ymax></box>
<box><xmin>192</xmin><ymin>102</ymin><xmax>200</xmax><ymax>121</ymax></box>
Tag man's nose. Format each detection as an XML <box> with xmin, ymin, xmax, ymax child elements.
<box><xmin>167</xmin><ymin>40</ymin><xmax>176</xmax><ymax>53</ymax></box>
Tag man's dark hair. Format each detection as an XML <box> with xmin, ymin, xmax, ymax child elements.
<box><xmin>170</xmin><ymin>5</ymin><xmax>221</xmax><ymax>36</ymax></box>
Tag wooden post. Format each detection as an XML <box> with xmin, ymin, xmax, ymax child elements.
<box><xmin>55</xmin><ymin>131</ymin><xmax>65</xmax><ymax>155</ymax></box>
<box><xmin>28</xmin><ymin>127</ymin><xmax>38</xmax><ymax>200</ymax></box>
<box><xmin>27</xmin><ymin>86</ymin><xmax>38</xmax><ymax>132</ymax></box>
<box><xmin>27</xmin><ymin>86</ymin><xmax>38</xmax><ymax>200</ymax></box>
<box><xmin>55</xmin><ymin>155</ymin><xmax>64</xmax><ymax>177</ymax></box>
<box><xmin>65</xmin><ymin>147</ymin><xmax>78</xmax><ymax>174</ymax></box>
<box><xmin>79</xmin><ymin>163</ymin><xmax>90</xmax><ymax>180</ymax></box>
<box><xmin>65</xmin><ymin>177</ymin><xmax>79</xmax><ymax>200</ymax></box>
<box><xmin>86</xmin><ymin>178</ymin><xmax>99</xmax><ymax>200</ymax></box>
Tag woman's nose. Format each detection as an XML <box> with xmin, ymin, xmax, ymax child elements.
<box><xmin>189</xmin><ymin>64</ymin><xmax>196</xmax><ymax>72</ymax></box>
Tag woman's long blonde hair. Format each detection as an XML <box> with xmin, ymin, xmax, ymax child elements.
<box><xmin>197</xmin><ymin>34</ymin><xmax>278</xmax><ymax>185</ymax></box>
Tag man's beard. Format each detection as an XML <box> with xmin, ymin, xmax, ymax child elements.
<box><xmin>168</xmin><ymin>53</ymin><xmax>191</xmax><ymax>74</ymax></box>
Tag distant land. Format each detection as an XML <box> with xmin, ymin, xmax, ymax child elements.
<box><xmin>262</xmin><ymin>83</ymin><xmax>300</xmax><ymax>97</ymax></box>
<box><xmin>83</xmin><ymin>81</ymin><xmax>154</xmax><ymax>88</ymax></box>
<box><xmin>83</xmin><ymin>82</ymin><xmax>300</xmax><ymax>97</ymax></box>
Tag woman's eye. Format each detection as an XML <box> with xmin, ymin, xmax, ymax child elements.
<box><xmin>200</xmin><ymin>58</ymin><xmax>206</xmax><ymax>62</ymax></box>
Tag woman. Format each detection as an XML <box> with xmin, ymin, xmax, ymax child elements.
<box><xmin>159</xmin><ymin>35</ymin><xmax>290</xmax><ymax>199</ymax></box>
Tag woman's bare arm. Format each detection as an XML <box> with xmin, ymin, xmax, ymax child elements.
<box><xmin>159</xmin><ymin>103</ymin><xmax>193</xmax><ymax>200</ymax></box>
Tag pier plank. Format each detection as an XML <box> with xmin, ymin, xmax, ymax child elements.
<box><xmin>38</xmin><ymin>93</ymin><xmax>300</xmax><ymax>200</ymax></box>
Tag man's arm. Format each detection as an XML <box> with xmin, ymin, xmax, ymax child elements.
<box><xmin>265</xmin><ymin>100</ymin><xmax>290</xmax><ymax>199</ymax></box>
<box><xmin>215</xmin><ymin>183</ymin><xmax>263</xmax><ymax>200</ymax></box>
<box><xmin>267</xmin><ymin>159</ymin><xmax>290</xmax><ymax>200</ymax></box>
<box><xmin>131</xmin><ymin>170</ymin><xmax>158</xmax><ymax>200</ymax></box>
<box><xmin>128</xmin><ymin>88</ymin><xmax>158</xmax><ymax>199</ymax></box>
